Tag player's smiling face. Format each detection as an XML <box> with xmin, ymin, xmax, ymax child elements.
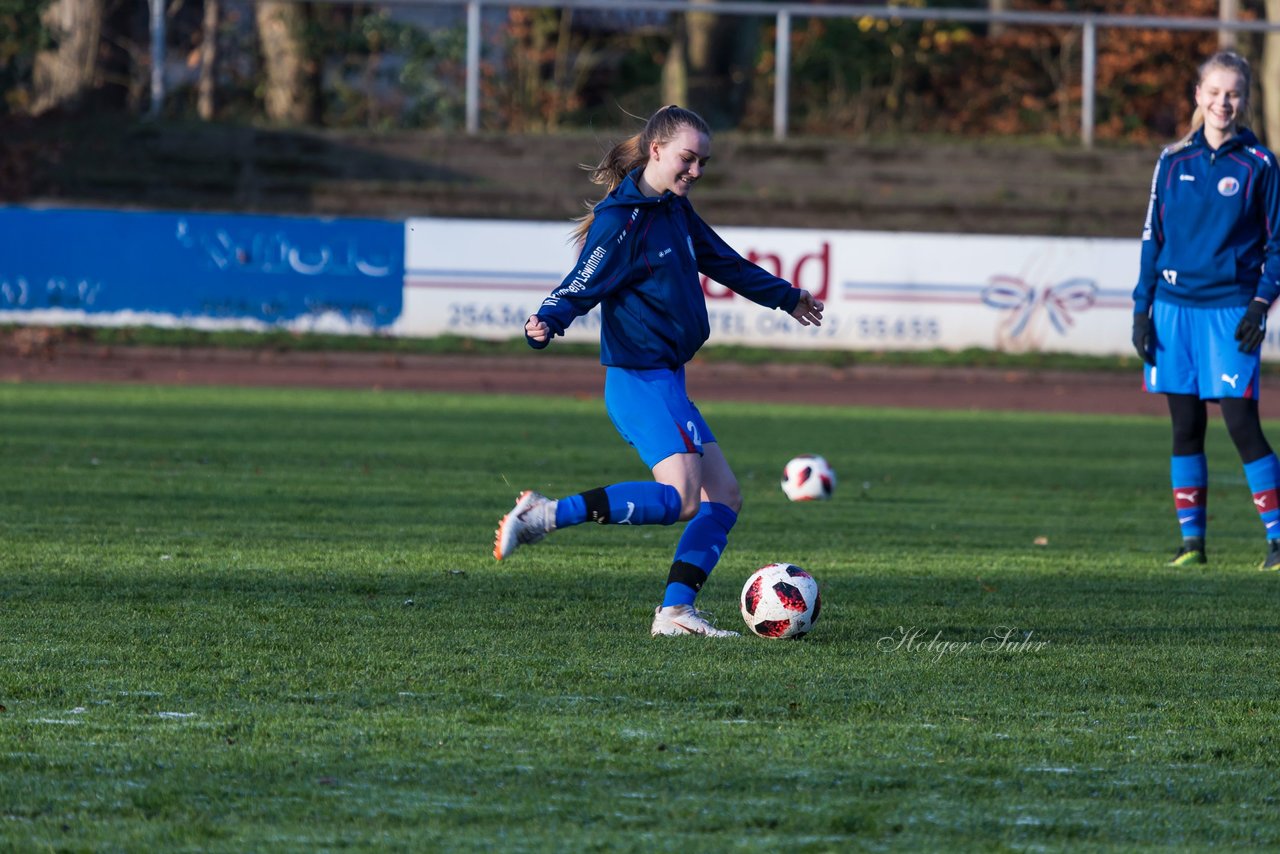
<box><xmin>643</xmin><ymin>126</ymin><xmax>711</xmax><ymax>198</ymax></box>
<box><xmin>1196</xmin><ymin>68</ymin><xmax>1246</xmax><ymax>137</ymax></box>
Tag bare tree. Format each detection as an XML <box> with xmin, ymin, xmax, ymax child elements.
<box><xmin>256</xmin><ymin>0</ymin><xmax>318</xmax><ymax>124</ymax></box>
<box><xmin>662</xmin><ymin>14</ymin><xmax>688</xmax><ymax>108</ymax></box>
<box><xmin>686</xmin><ymin>0</ymin><xmax>717</xmax><ymax>114</ymax></box>
<box><xmin>197</xmin><ymin>0</ymin><xmax>219</xmax><ymax>120</ymax></box>
<box><xmin>1219</xmin><ymin>0</ymin><xmax>1239</xmax><ymax>49</ymax></box>
<box><xmin>989</xmin><ymin>0</ymin><xmax>1007</xmax><ymax>38</ymax></box>
<box><xmin>31</xmin><ymin>0</ymin><xmax>104</xmax><ymax>114</ymax></box>
<box><xmin>662</xmin><ymin>0</ymin><xmax>755</xmax><ymax>128</ymax></box>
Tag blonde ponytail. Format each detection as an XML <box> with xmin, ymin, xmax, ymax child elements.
<box><xmin>570</xmin><ymin>105</ymin><xmax>711</xmax><ymax>245</ymax></box>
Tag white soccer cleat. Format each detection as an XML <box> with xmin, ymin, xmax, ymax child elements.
<box><xmin>493</xmin><ymin>490</ymin><xmax>556</xmax><ymax>561</ymax></box>
<box><xmin>651</xmin><ymin>604</ymin><xmax>740</xmax><ymax>638</ymax></box>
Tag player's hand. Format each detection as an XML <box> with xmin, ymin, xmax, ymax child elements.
<box><xmin>1234</xmin><ymin>299</ymin><xmax>1269</xmax><ymax>353</ymax></box>
<box><xmin>1131</xmin><ymin>312</ymin><xmax>1155</xmax><ymax>365</ymax></box>
<box><xmin>525</xmin><ymin>314</ymin><xmax>551</xmax><ymax>349</ymax></box>
<box><xmin>790</xmin><ymin>290</ymin><xmax>824</xmax><ymax>327</ymax></box>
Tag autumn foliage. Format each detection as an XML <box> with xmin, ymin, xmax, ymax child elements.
<box><xmin>742</xmin><ymin>0</ymin><xmax>1236</xmax><ymax>142</ymax></box>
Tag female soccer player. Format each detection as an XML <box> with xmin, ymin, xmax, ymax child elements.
<box><xmin>1132</xmin><ymin>51</ymin><xmax>1280</xmax><ymax>569</ymax></box>
<box><xmin>493</xmin><ymin>105</ymin><xmax>824</xmax><ymax>636</ymax></box>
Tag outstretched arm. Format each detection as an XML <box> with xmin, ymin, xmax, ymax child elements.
<box><xmin>685</xmin><ymin>206</ymin><xmax>802</xmax><ymax>311</ymax></box>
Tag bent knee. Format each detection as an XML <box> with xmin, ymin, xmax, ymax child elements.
<box><xmin>676</xmin><ymin>496</ymin><xmax>701</xmax><ymax>521</ymax></box>
<box><xmin>705</xmin><ymin>484</ymin><xmax>743</xmax><ymax>515</ymax></box>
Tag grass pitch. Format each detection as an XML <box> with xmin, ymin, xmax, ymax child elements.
<box><xmin>2</xmin><ymin>382</ymin><xmax>1278</xmax><ymax>851</ymax></box>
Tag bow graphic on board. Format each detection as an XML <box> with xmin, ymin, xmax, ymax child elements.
<box><xmin>981</xmin><ymin>276</ymin><xmax>1098</xmax><ymax>337</ymax></box>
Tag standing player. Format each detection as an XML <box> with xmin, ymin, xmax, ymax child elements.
<box><xmin>1132</xmin><ymin>51</ymin><xmax>1280</xmax><ymax>569</ymax></box>
<box><xmin>492</xmin><ymin>105</ymin><xmax>824</xmax><ymax>636</ymax></box>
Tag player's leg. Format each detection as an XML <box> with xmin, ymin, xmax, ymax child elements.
<box><xmin>1151</xmin><ymin>303</ymin><xmax>1210</xmax><ymax>565</ymax></box>
<box><xmin>492</xmin><ymin>478</ymin><xmax>685</xmax><ymax>561</ymax></box>
<box><xmin>651</xmin><ymin>401</ymin><xmax>740</xmax><ymax>637</ymax></box>
<box><xmin>493</xmin><ymin>367</ymin><xmax>693</xmax><ymax>561</ymax></box>
<box><xmin>1167</xmin><ymin>392</ymin><xmax>1209</xmax><ymax>566</ymax></box>
<box><xmin>1204</xmin><ymin>303</ymin><xmax>1280</xmax><ymax>568</ymax></box>
<box><xmin>658</xmin><ymin>442</ymin><xmax>740</xmax><ymax>611</ymax></box>
<box><xmin>557</xmin><ymin>365</ymin><xmax>702</xmax><ymax>528</ymax></box>
<box><xmin>1220</xmin><ymin>397</ymin><xmax>1280</xmax><ymax>568</ymax></box>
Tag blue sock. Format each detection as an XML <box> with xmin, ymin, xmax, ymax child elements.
<box><xmin>1243</xmin><ymin>454</ymin><xmax>1280</xmax><ymax>540</ymax></box>
<box><xmin>554</xmin><ymin>482</ymin><xmax>682</xmax><ymax>529</ymax></box>
<box><xmin>1170</xmin><ymin>454</ymin><xmax>1207</xmax><ymax>541</ymax></box>
<box><xmin>662</xmin><ymin>502</ymin><xmax>738</xmax><ymax>608</ymax></box>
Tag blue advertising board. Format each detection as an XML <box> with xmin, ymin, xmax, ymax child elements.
<box><xmin>0</xmin><ymin>208</ymin><xmax>405</xmax><ymax>328</ymax></box>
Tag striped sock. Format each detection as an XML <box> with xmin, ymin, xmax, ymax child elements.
<box><xmin>1243</xmin><ymin>454</ymin><xmax>1280</xmax><ymax>540</ymax></box>
<box><xmin>1170</xmin><ymin>453</ymin><xmax>1207</xmax><ymax>541</ymax></box>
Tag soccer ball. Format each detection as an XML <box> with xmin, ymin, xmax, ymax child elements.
<box><xmin>740</xmin><ymin>562</ymin><xmax>822</xmax><ymax>639</ymax></box>
<box><xmin>781</xmin><ymin>454</ymin><xmax>835</xmax><ymax>501</ymax></box>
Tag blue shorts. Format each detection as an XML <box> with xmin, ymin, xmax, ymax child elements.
<box><xmin>1146</xmin><ymin>301</ymin><xmax>1260</xmax><ymax>400</ymax></box>
<box><xmin>604</xmin><ymin>366</ymin><xmax>714</xmax><ymax>469</ymax></box>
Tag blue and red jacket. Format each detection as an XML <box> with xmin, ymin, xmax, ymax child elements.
<box><xmin>532</xmin><ymin>169</ymin><xmax>801</xmax><ymax>369</ymax></box>
<box><xmin>1133</xmin><ymin>127</ymin><xmax>1280</xmax><ymax>315</ymax></box>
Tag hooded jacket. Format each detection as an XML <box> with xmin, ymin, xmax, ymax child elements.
<box><xmin>532</xmin><ymin>169</ymin><xmax>802</xmax><ymax>370</ymax></box>
<box><xmin>1133</xmin><ymin>127</ymin><xmax>1280</xmax><ymax>315</ymax></box>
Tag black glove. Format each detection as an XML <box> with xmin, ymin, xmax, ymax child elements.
<box><xmin>1132</xmin><ymin>312</ymin><xmax>1155</xmax><ymax>365</ymax></box>
<box><xmin>1235</xmin><ymin>300</ymin><xmax>1269</xmax><ymax>353</ymax></box>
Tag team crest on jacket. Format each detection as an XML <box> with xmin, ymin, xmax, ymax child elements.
<box><xmin>1218</xmin><ymin>176</ymin><xmax>1241</xmax><ymax>197</ymax></box>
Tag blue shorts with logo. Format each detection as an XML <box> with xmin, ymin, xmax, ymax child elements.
<box><xmin>1146</xmin><ymin>301</ymin><xmax>1260</xmax><ymax>400</ymax></box>
<box><xmin>604</xmin><ymin>366</ymin><xmax>714</xmax><ymax>469</ymax></box>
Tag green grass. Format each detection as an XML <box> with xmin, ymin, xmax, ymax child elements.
<box><xmin>4</xmin><ymin>323</ymin><xmax>1154</xmax><ymax>373</ymax></box>
<box><xmin>2</xmin><ymin>383</ymin><xmax>1279</xmax><ymax>851</ymax></box>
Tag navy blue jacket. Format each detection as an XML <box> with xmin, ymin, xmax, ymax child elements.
<box><xmin>532</xmin><ymin>170</ymin><xmax>801</xmax><ymax>370</ymax></box>
<box><xmin>1133</xmin><ymin>128</ymin><xmax>1280</xmax><ymax>315</ymax></box>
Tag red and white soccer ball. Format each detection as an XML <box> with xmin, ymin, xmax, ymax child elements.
<box><xmin>740</xmin><ymin>562</ymin><xmax>822</xmax><ymax>639</ymax></box>
<box><xmin>781</xmin><ymin>454</ymin><xmax>835</xmax><ymax>502</ymax></box>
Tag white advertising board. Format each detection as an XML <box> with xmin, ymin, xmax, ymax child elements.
<box><xmin>401</xmin><ymin>216</ymin><xmax>1145</xmax><ymax>356</ymax></box>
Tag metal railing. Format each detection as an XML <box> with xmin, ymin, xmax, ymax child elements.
<box><xmin>148</xmin><ymin>0</ymin><xmax>1280</xmax><ymax>146</ymax></box>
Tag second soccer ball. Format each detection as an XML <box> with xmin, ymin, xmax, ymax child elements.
<box><xmin>780</xmin><ymin>454</ymin><xmax>836</xmax><ymax>501</ymax></box>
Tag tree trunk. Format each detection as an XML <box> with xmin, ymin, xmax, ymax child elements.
<box><xmin>1264</xmin><ymin>0</ymin><xmax>1280</xmax><ymax>146</ymax></box>
<box><xmin>662</xmin><ymin>15</ymin><xmax>688</xmax><ymax>108</ymax></box>
<box><xmin>31</xmin><ymin>0</ymin><xmax>104</xmax><ymax>114</ymax></box>
<box><xmin>549</xmin><ymin>9</ymin><xmax>573</xmax><ymax>131</ymax></box>
<box><xmin>682</xmin><ymin>0</ymin><xmax>752</xmax><ymax>128</ymax></box>
<box><xmin>197</xmin><ymin>0</ymin><xmax>219</xmax><ymax>121</ymax></box>
<box><xmin>685</xmin><ymin>0</ymin><xmax>715</xmax><ymax>116</ymax></box>
<box><xmin>989</xmin><ymin>0</ymin><xmax>1007</xmax><ymax>38</ymax></box>
<box><xmin>687</xmin><ymin>0</ymin><xmax>714</xmax><ymax>75</ymax></box>
<box><xmin>1220</xmin><ymin>0</ymin><xmax>1239</xmax><ymax>50</ymax></box>
<box><xmin>256</xmin><ymin>0</ymin><xmax>317</xmax><ymax>124</ymax></box>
